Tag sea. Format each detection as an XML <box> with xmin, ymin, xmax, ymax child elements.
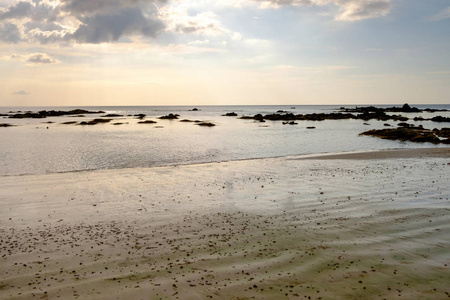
<box><xmin>1</xmin><ymin>105</ymin><xmax>449</xmax><ymax>176</ymax></box>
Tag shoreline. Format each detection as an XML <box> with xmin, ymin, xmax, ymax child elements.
<box><xmin>0</xmin><ymin>150</ymin><xmax>449</xmax><ymax>299</ymax></box>
<box><xmin>1</xmin><ymin>147</ymin><xmax>449</xmax><ymax>178</ymax></box>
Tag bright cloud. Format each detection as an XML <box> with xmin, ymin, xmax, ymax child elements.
<box><xmin>250</xmin><ymin>0</ymin><xmax>391</xmax><ymax>21</ymax></box>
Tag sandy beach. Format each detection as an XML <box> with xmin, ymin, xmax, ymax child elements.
<box><xmin>0</xmin><ymin>148</ymin><xmax>449</xmax><ymax>299</ymax></box>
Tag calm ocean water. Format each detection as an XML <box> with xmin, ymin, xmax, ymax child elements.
<box><xmin>1</xmin><ymin>105</ymin><xmax>449</xmax><ymax>176</ymax></box>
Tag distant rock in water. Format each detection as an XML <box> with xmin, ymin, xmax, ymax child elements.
<box><xmin>8</xmin><ymin>109</ymin><xmax>104</xmax><ymax>119</ymax></box>
<box><xmin>239</xmin><ymin>111</ymin><xmax>408</xmax><ymax>122</ymax></box>
<box><xmin>159</xmin><ymin>114</ymin><xmax>179</xmax><ymax>120</ymax></box>
<box><xmin>196</xmin><ymin>122</ymin><xmax>216</xmax><ymax>127</ymax></box>
<box><xmin>134</xmin><ymin>114</ymin><xmax>146</xmax><ymax>119</ymax></box>
<box><xmin>62</xmin><ymin>121</ymin><xmax>77</xmax><ymax>125</ymax></box>
<box><xmin>78</xmin><ymin>119</ymin><xmax>112</xmax><ymax>125</ymax></box>
<box><xmin>222</xmin><ymin>112</ymin><xmax>238</xmax><ymax>117</ymax></box>
<box><xmin>430</xmin><ymin>116</ymin><xmax>450</xmax><ymax>122</ymax></box>
<box><xmin>0</xmin><ymin>123</ymin><xmax>14</xmax><ymax>127</ymax></box>
<box><xmin>190</xmin><ymin>108</ymin><xmax>199</xmax><ymax>111</ymax></box>
<box><xmin>137</xmin><ymin>120</ymin><xmax>157</xmax><ymax>124</ymax></box>
<box><xmin>101</xmin><ymin>114</ymin><xmax>123</xmax><ymax>117</ymax></box>
<box><xmin>306</xmin><ymin>126</ymin><xmax>316</xmax><ymax>129</ymax></box>
<box><xmin>179</xmin><ymin>119</ymin><xmax>194</xmax><ymax>122</ymax></box>
<box><xmin>340</xmin><ymin>103</ymin><xmax>447</xmax><ymax>114</ymax></box>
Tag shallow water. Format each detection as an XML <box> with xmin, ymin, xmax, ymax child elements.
<box><xmin>0</xmin><ymin>105</ymin><xmax>449</xmax><ymax>176</ymax></box>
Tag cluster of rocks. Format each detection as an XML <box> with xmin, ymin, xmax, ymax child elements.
<box><xmin>340</xmin><ymin>103</ymin><xmax>448</xmax><ymax>113</ymax></box>
<box><xmin>7</xmin><ymin>109</ymin><xmax>104</xmax><ymax>119</ymax></box>
<box><xmin>239</xmin><ymin>111</ymin><xmax>408</xmax><ymax>122</ymax></box>
<box><xmin>360</xmin><ymin>127</ymin><xmax>450</xmax><ymax>144</ymax></box>
<box><xmin>413</xmin><ymin>116</ymin><xmax>450</xmax><ymax>122</ymax></box>
<box><xmin>159</xmin><ymin>113</ymin><xmax>179</xmax><ymax>120</ymax></box>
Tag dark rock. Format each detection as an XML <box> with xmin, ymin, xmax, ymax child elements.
<box><xmin>159</xmin><ymin>113</ymin><xmax>179</xmax><ymax>119</ymax></box>
<box><xmin>222</xmin><ymin>112</ymin><xmax>238</xmax><ymax>117</ymax></box>
<box><xmin>134</xmin><ymin>114</ymin><xmax>146</xmax><ymax>119</ymax></box>
<box><xmin>190</xmin><ymin>108</ymin><xmax>199</xmax><ymax>111</ymax></box>
<box><xmin>8</xmin><ymin>109</ymin><xmax>104</xmax><ymax>119</ymax></box>
<box><xmin>433</xmin><ymin>127</ymin><xmax>450</xmax><ymax>138</ymax></box>
<box><xmin>360</xmin><ymin>127</ymin><xmax>443</xmax><ymax>144</ymax></box>
<box><xmin>101</xmin><ymin>114</ymin><xmax>123</xmax><ymax>117</ymax></box>
<box><xmin>179</xmin><ymin>119</ymin><xmax>194</xmax><ymax>122</ymax></box>
<box><xmin>384</xmin><ymin>123</ymin><xmax>391</xmax><ymax>126</ymax></box>
<box><xmin>196</xmin><ymin>122</ymin><xmax>216</xmax><ymax>127</ymax></box>
<box><xmin>78</xmin><ymin>118</ymin><xmax>112</xmax><ymax>125</ymax></box>
<box><xmin>137</xmin><ymin>120</ymin><xmax>157</xmax><ymax>124</ymax></box>
<box><xmin>0</xmin><ymin>123</ymin><xmax>14</xmax><ymax>127</ymax></box>
<box><xmin>306</xmin><ymin>126</ymin><xmax>316</xmax><ymax>129</ymax></box>
<box><xmin>430</xmin><ymin>116</ymin><xmax>450</xmax><ymax>122</ymax></box>
<box><xmin>62</xmin><ymin>121</ymin><xmax>77</xmax><ymax>125</ymax></box>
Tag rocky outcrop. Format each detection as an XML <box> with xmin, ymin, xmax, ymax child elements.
<box><xmin>159</xmin><ymin>114</ymin><xmax>179</xmax><ymax>120</ymax></box>
<box><xmin>222</xmin><ymin>112</ymin><xmax>238</xmax><ymax>117</ymax></box>
<box><xmin>360</xmin><ymin>127</ymin><xmax>448</xmax><ymax>144</ymax></box>
<box><xmin>78</xmin><ymin>119</ymin><xmax>112</xmax><ymax>125</ymax></box>
<box><xmin>8</xmin><ymin>109</ymin><xmax>104</xmax><ymax>119</ymax></box>
<box><xmin>196</xmin><ymin>122</ymin><xmax>216</xmax><ymax>127</ymax></box>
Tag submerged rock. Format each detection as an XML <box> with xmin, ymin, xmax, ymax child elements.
<box><xmin>0</xmin><ymin>123</ymin><xmax>14</xmax><ymax>127</ymax></box>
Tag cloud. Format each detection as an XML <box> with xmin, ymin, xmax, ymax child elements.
<box><xmin>0</xmin><ymin>0</ymin><xmax>167</xmax><ymax>44</ymax></box>
<box><xmin>0</xmin><ymin>23</ymin><xmax>23</xmax><ymax>43</ymax></box>
<box><xmin>12</xmin><ymin>90</ymin><xmax>29</xmax><ymax>95</ymax></box>
<box><xmin>161</xmin><ymin>8</ymin><xmax>229</xmax><ymax>36</ymax></box>
<box><xmin>10</xmin><ymin>52</ymin><xmax>60</xmax><ymax>65</ymax></box>
<box><xmin>70</xmin><ymin>7</ymin><xmax>165</xmax><ymax>43</ymax></box>
<box><xmin>26</xmin><ymin>53</ymin><xmax>60</xmax><ymax>64</ymax></box>
<box><xmin>429</xmin><ymin>6</ymin><xmax>450</xmax><ymax>21</ymax></box>
<box><xmin>250</xmin><ymin>0</ymin><xmax>392</xmax><ymax>21</ymax></box>
<box><xmin>0</xmin><ymin>1</ymin><xmax>33</xmax><ymax>20</ymax></box>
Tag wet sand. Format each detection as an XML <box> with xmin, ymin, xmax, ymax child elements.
<box><xmin>0</xmin><ymin>148</ymin><xmax>449</xmax><ymax>299</ymax></box>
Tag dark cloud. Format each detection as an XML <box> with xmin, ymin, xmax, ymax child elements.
<box><xmin>0</xmin><ymin>1</ymin><xmax>33</xmax><ymax>20</ymax></box>
<box><xmin>70</xmin><ymin>7</ymin><xmax>164</xmax><ymax>43</ymax></box>
<box><xmin>0</xmin><ymin>23</ymin><xmax>22</xmax><ymax>43</ymax></box>
<box><xmin>12</xmin><ymin>90</ymin><xmax>29</xmax><ymax>95</ymax></box>
<box><xmin>0</xmin><ymin>0</ymin><xmax>167</xmax><ymax>44</ymax></box>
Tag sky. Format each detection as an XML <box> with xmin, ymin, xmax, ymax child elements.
<box><xmin>0</xmin><ymin>0</ymin><xmax>449</xmax><ymax>106</ymax></box>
